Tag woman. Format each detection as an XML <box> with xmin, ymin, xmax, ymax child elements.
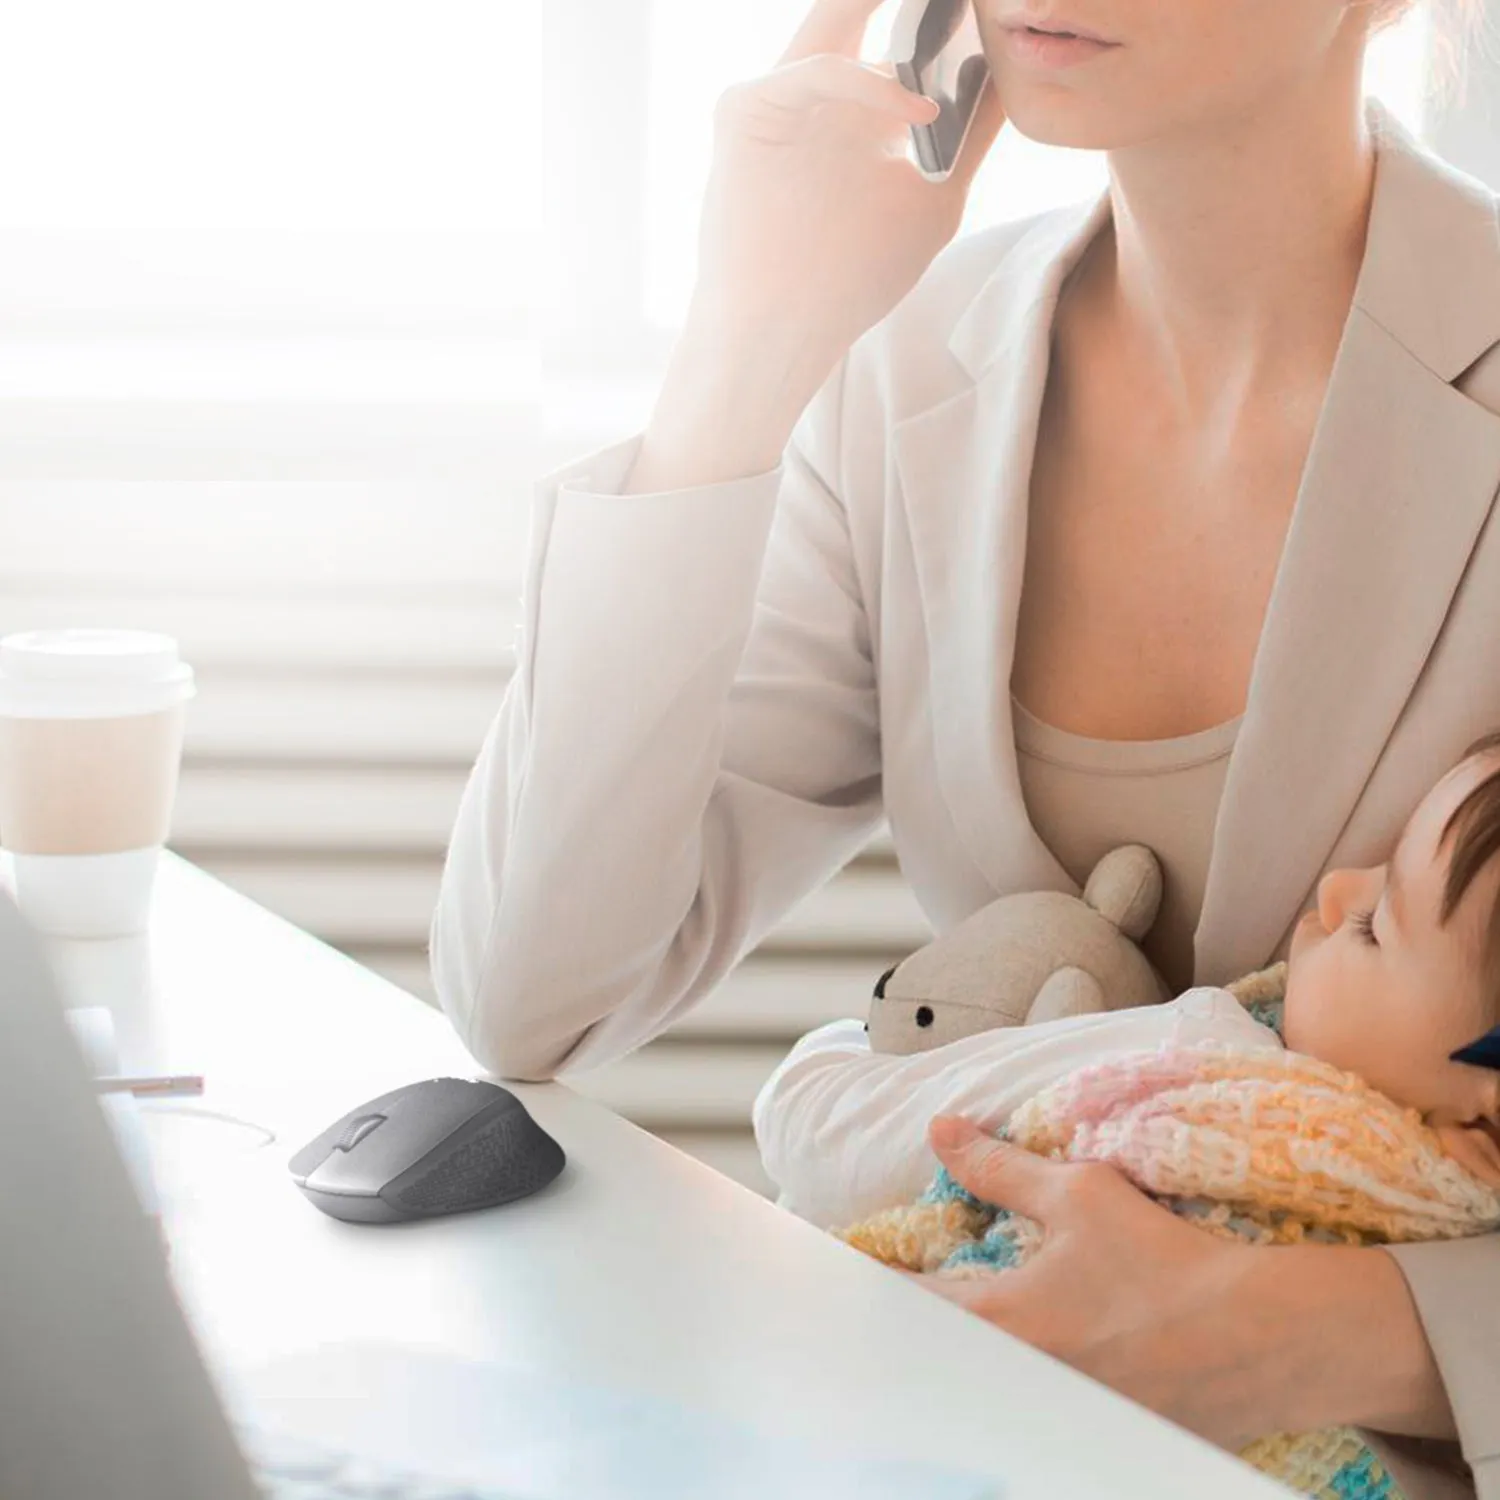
<box><xmin>431</xmin><ymin>1</ymin><xmax>1500</xmax><ymax>1495</ymax></box>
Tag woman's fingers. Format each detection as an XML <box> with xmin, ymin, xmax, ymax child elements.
<box><xmin>778</xmin><ymin>0</ymin><xmax>890</xmax><ymax>67</ymax></box>
<box><xmin>928</xmin><ymin>1115</ymin><xmax>1072</xmax><ymax>1222</ymax></box>
<box><xmin>744</xmin><ymin>53</ymin><xmax>939</xmax><ymax>126</ymax></box>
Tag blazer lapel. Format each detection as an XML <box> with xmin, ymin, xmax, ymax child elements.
<box><xmin>1193</xmin><ymin>99</ymin><xmax>1500</xmax><ymax>985</ymax></box>
<box><xmin>894</xmin><ymin>189</ymin><xmax>1111</xmax><ymax>897</ymax></box>
<box><xmin>892</xmin><ymin>96</ymin><xmax>1500</xmax><ymax>961</ymax></box>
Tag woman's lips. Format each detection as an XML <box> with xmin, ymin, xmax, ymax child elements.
<box><xmin>999</xmin><ymin>26</ymin><xmax>1120</xmax><ymax>68</ymax></box>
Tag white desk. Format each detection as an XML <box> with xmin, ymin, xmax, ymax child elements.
<box><xmin>16</xmin><ymin>852</ymin><xmax>1285</xmax><ymax>1499</ymax></box>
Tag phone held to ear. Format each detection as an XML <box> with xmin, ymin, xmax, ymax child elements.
<box><xmin>888</xmin><ymin>0</ymin><xmax>990</xmax><ymax>179</ymax></box>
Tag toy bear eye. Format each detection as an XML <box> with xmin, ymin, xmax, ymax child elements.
<box><xmin>915</xmin><ymin>1006</ymin><xmax>934</xmax><ymax>1028</ymax></box>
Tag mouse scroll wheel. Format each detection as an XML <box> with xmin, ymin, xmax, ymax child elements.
<box><xmin>334</xmin><ymin>1113</ymin><xmax>387</xmax><ymax>1151</ymax></box>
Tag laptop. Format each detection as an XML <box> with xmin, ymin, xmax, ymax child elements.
<box><xmin>0</xmin><ymin>892</ymin><xmax>1006</xmax><ymax>1500</ymax></box>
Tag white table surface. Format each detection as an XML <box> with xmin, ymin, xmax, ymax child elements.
<box><xmin>9</xmin><ymin>851</ymin><xmax>1286</xmax><ymax>1499</ymax></box>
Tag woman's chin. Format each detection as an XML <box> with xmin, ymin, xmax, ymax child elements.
<box><xmin>995</xmin><ymin>96</ymin><xmax>1130</xmax><ymax>153</ymax></box>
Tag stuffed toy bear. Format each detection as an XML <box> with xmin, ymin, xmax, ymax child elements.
<box><xmin>867</xmin><ymin>843</ymin><xmax>1170</xmax><ymax>1054</ymax></box>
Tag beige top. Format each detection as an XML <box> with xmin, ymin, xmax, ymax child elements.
<box><xmin>1011</xmin><ymin>694</ymin><xmax>1243</xmax><ymax>996</ymax></box>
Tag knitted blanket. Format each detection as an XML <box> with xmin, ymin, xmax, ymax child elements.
<box><xmin>836</xmin><ymin>966</ymin><xmax>1500</xmax><ymax>1499</ymax></box>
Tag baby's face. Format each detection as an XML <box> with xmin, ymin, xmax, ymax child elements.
<box><xmin>1284</xmin><ymin>754</ymin><xmax>1500</xmax><ymax>1133</ymax></box>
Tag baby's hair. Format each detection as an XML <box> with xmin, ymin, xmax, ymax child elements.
<box><xmin>1439</xmin><ymin>730</ymin><xmax>1500</xmax><ymax>1018</ymax></box>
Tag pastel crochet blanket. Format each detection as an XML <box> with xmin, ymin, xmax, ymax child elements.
<box><xmin>837</xmin><ymin>967</ymin><xmax>1500</xmax><ymax>1499</ymax></box>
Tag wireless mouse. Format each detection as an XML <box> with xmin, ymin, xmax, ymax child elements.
<box><xmin>288</xmin><ymin>1077</ymin><xmax>566</xmax><ymax>1224</ymax></box>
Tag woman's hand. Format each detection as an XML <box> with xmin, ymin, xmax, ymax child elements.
<box><xmin>903</xmin><ymin>1116</ymin><xmax>1458</xmax><ymax>1450</ymax></box>
<box><xmin>626</xmin><ymin>0</ymin><xmax>1009</xmax><ymax>493</ymax></box>
<box><xmin>692</xmin><ymin>0</ymin><xmax>1008</xmax><ymax>385</ymax></box>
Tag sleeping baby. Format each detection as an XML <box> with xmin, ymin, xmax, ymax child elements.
<box><xmin>753</xmin><ymin>730</ymin><xmax>1500</xmax><ymax>1230</ymax></box>
<box><xmin>751</xmin><ymin>731</ymin><xmax>1500</xmax><ymax>1500</ymax></box>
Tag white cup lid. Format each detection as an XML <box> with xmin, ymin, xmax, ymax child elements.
<box><xmin>0</xmin><ymin>629</ymin><xmax>196</xmax><ymax>719</ymax></box>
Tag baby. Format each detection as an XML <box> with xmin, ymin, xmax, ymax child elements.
<box><xmin>753</xmin><ymin>732</ymin><xmax>1500</xmax><ymax>1230</ymax></box>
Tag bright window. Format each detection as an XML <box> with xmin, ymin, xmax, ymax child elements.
<box><xmin>0</xmin><ymin>0</ymin><xmax>540</xmax><ymax>336</ymax></box>
<box><xmin>0</xmin><ymin>0</ymin><xmax>1448</xmax><ymax>405</ymax></box>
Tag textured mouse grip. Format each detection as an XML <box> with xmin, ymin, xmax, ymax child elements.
<box><xmin>333</xmin><ymin>1113</ymin><xmax>386</xmax><ymax>1152</ymax></box>
<box><xmin>390</xmin><ymin>1107</ymin><xmax>565</xmax><ymax>1215</ymax></box>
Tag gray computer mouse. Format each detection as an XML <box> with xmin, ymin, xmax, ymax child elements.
<box><xmin>288</xmin><ymin>1077</ymin><xmax>566</xmax><ymax>1224</ymax></box>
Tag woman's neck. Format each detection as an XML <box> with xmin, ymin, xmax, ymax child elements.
<box><xmin>1079</xmin><ymin>81</ymin><xmax>1378</xmax><ymax>421</ymax></box>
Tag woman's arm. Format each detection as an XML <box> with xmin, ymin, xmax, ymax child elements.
<box><xmin>430</xmin><ymin>0</ymin><xmax>1012</xmax><ymax>1085</ymax></box>
<box><xmin>1238</xmin><ymin>1240</ymin><xmax>1458</xmax><ymax>1442</ymax></box>
<box><xmin>430</xmin><ymin>351</ymin><xmax>885</xmax><ymax>1082</ymax></box>
<box><xmin>752</xmin><ymin>989</ymin><xmax>1278</xmax><ymax>1230</ymax></box>
<box><xmin>1381</xmin><ymin>1237</ymin><xmax>1500</xmax><ymax>1488</ymax></box>
<box><xmin>913</xmin><ymin>1118</ymin><xmax>1474</xmax><ymax>1460</ymax></box>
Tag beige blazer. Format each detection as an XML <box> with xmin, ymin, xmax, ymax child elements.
<box><xmin>431</xmin><ymin>95</ymin><xmax>1500</xmax><ymax>1497</ymax></box>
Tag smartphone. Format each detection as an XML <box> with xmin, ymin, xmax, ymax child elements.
<box><xmin>887</xmin><ymin>0</ymin><xmax>989</xmax><ymax>179</ymax></box>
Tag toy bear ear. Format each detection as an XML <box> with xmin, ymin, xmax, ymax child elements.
<box><xmin>872</xmin><ymin>963</ymin><xmax>899</xmax><ymax>999</ymax></box>
<box><xmin>1451</xmin><ymin>1026</ymin><xmax>1500</xmax><ymax>1071</ymax></box>
<box><xmin>1027</xmin><ymin>966</ymin><xmax>1105</xmax><ymax>1024</ymax></box>
<box><xmin>1082</xmin><ymin>844</ymin><xmax>1163</xmax><ymax>941</ymax></box>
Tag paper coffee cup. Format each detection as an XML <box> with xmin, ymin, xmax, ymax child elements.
<box><xmin>0</xmin><ymin>629</ymin><xmax>196</xmax><ymax>937</ymax></box>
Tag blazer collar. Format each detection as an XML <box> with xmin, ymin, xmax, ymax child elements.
<box><xmin>895</xmin><ymin>94</ymin><xmax>1500</xmax><ymax>981</ymax></box>
<box><xmin>948</xmin><ymin>95</ymin><xmax>1500</xmax><ymax>386</ymax></box>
